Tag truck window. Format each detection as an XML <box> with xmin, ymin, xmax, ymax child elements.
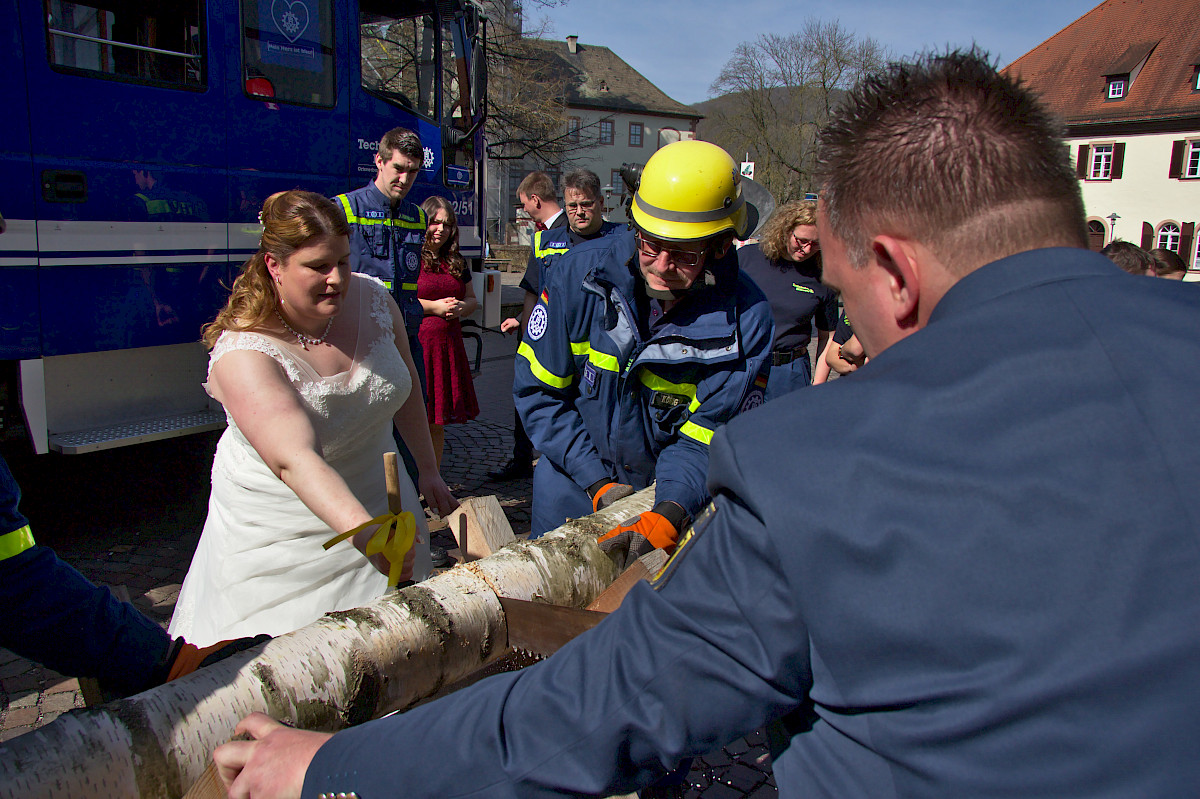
<box><xmin>45</xmin><ymin>0</ymin><xmax>205</xmax><ymax>89</ymax></box>
<box><xmin>359</xmin><ymin>4</ymin><xmax>436</xmax><ymax>120</ymax></box>
<box><xmin>241</xmin><ymin>0</ymin><xmax>336</xmax><ymax>107</ymax></box>
<box><xmin>440</xmin><ymin>14</ymin><xmax>474</xmax><ymax>188</ymax></box>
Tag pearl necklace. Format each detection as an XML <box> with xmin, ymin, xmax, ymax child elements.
<box><xmin>275</xmin><ymin>310</ymin><xmax>333</xmax><ymax>350</ymax></box>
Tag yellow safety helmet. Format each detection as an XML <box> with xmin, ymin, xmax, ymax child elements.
<box><xmin>630</xmin><ymin>140</ymin><xmax>748</xmax><ymax>242</ymax></box>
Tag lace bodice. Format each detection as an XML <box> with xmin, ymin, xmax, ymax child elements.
<box><xmin>208</xmin><ymin>274</ymin><xmax>411</xmax><ymax>465</ymax></box>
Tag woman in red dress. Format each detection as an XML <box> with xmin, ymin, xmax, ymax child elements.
<box><xmin>418</xmin><ymin>196</ymin><xmax>480</xmax><ymax>468</ymax></box>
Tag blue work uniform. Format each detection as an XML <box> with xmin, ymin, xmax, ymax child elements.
<box><xmin>737</xmin><ymin>244</ymin><xmax>838</xmax><ymax>398</ymax></box>
<box><xmin>513</xmin><ymin>229</ymin><xmax>773</xmax><ymax>536</ymax></box>
<box><xmin>0</xmin><ymin>455</ymin><xmax>171</xmax><ymax>697</ymax></box>
<box><xmin>518</xmin><ymin>220</ymin><xmax>623</xmax><ymax>298</ymax></box>
<box><xmin>303</xmin><ymin>248</ymin><xmax>1200</xmax><ymax>798</ymax></box>
<box><xmin>833</xmin><ymin>307</ymin><xmax>853</xmax><ymax>344</ymax></box>
<box><xmin>333</xmin><ymin>183</ymin><xmax>427</xmax><ymax>394</ymax></box>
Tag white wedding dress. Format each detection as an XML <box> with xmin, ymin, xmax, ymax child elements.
<box><xmin>169</xmin><ymin>274</ymin><xmax>430</xmax><ymax>647</ymax></box>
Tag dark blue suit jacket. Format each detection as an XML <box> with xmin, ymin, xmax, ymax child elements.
<box><xmin>304</xmin><ymin>247</ymin><xmax>1200</xmax><ymax>797</ymax></box>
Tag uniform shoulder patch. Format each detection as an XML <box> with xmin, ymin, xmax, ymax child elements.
<box><xmin>652</xmin><ymin>501</ymin><xmax>717</xmax><ymax>590</ymax></box>
<box><xmin>527</xmin><ymin>304</ymin><xmax>549</xmax><ymax>341</ymax></box>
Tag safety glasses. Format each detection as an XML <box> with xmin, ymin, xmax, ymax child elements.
<box><xmin>635</xmin><ymin>232</ymin><xmax>708</xmax><ymax>267</ymax></box>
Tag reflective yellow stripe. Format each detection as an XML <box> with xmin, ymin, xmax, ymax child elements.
<box><xmin>0</xmin><ymin>525</ymin><xmax>35</xmax><ymax>561</ymax></box>
<box><xmin>535</xmin><ymin>245</ymin><xmax>570</xmax><ymax>258</ymax></box>
<box><xmin>401</xmin><ymin>282</ymin><xmax>418</xmax><ymax>291</ymax></box>
<box><xmin>638</xmin><ymin>371</ymin><xmax>702</xmax><ymax>412</ymax></box>
<box><xmin>336</xmin><ymin>195</ymin><xmax>424</xmax><ymax>228</ymax></box>
<box><xmin>382</xmin><ymin>280</ymin><xmax>394</xmax><ymax>290</ymax></box>
<box><xmin>518</xmin><ymin>342</ymin><xmax>575</xmax><ymax>389</ymax></box>
<box><xmin>570</xmin><ymin>341</ymin><xmax>620</xmax><ymax>373</ymax></box>
<box><xmin>679</xmin><ymin>419</ymin><xmax>714</xmax><ymax>445</ymax></box>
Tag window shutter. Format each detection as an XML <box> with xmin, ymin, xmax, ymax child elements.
<box><xmin>1180</xmin><ymin>222</ymin><xmax>1195</xmax><ymax>260</ymax></box>
<box><xmin>1141</xmin><ymin>222</ymin><xmax>1154</xmax><ymax>249</ymax></box>
<box><xmin>1169</xmin><ymin>140</ymin><xmax>1186</xmax><ymax>178</ymax></box>
<box><xmin>1076</xmin><ymin>144</ymin><xmax>1090</xmax><ymax>178</ymax></box>
<box><xmin>1111</xmin><ymin>143</ymin><xmax>1126</xmax><ymax>179</ymax></box>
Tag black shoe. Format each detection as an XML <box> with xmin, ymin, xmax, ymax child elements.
<box><xmin>487</xmin><ymin>458</ymin><xmax>534</xmax><ymax>481</ymax></box>
<box><xmin>430</xmin><ymin>545</ymin><xmax>452</xmax><ymax>568</ymax></box>
<box><xmin>430</xmin><ymin>527</ymin><xmax>458</xmax><ymax>550</ymax></box>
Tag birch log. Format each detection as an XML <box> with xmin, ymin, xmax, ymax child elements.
<box><xmin>0</xmin><ymin>488</ymin><xmax>654</xmax><ymax>799</ymax></box>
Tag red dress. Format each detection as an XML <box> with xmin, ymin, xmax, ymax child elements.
<box><xmin>418</xmin><ymin>264</ymin><xmax>480</xmax><ymax>425</ymax></box>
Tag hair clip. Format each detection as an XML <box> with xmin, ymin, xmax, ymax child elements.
<box><xmin>257</xmin><ymin>211</ymin><xmax>264</xmax><ymax>224</ymax></box>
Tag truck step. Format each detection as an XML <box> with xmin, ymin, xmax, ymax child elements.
<box><xmin>49</xmin><ymin>410</ymin><xmax>226</xmax><ymax>454</ymax></box>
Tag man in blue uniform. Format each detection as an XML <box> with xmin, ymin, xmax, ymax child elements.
<box><xmin>490</xmin><ymin>172</ymin><xmax>565</xmax><ymax>482</ymax></box>
<box><xmin>216</xmin><ymin>51</ymin><xmax>1200</xmax><ymax>799</ymax></box>
<box><xmin>513</xmin><ymin>143</ymin><xmax>774</xmax><ymax>544</ymax></box>
<box><xmin>0</xmin><ymin>454</ymin><xmax>264</xmax><ymax>698</ymax></box>
<box><xmin>333</xmin><ymin>127</ymin><xmax>428</xmax><ymax>393</ymax></box>
<box><xmin>521</xmin><ymin>168</ymin><xmax>623</xmax><ymax>304</ymax></box>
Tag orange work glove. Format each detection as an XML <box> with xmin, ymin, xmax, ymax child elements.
<box><xmin>597</xmin><ymin>511</ymin><xmax>680</xmax><ymax>572</ymax></box>
<box><xmin>165</xmin><ymin>634</ymin><xmax>271</xmax><ymax>682</ymax></box>
<box><xmin>590</xmin><ymin>481</ymin><xmax>634</xmax><ymax>513</ymax></box>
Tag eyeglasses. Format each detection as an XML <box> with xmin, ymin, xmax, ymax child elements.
<box><xmin>565</xmin><ymin>200</ymin><xmax>596</xmax><ymax>212</ymax></box>
<box><xmin>790</xmin><ymin>232</ymin><xmax>820</xmax><ymax>250</ymax></box>
<box><xmin>635</xmin><ymin>232</ymin><xmax>708</xmax><ymax>267</ymax></box>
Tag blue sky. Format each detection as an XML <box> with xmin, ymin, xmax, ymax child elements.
<box><xmin>531</xmin><ymin>0</ymin><xmax>1100</xmax><ymax>105</ymax></box>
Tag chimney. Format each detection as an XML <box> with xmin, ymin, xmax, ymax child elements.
<box><xmin>566</xmin><ymin>35</ymin><xmax>578</xmax><ymax>54</ymax></box>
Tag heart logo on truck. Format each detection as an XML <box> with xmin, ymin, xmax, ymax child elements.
<box><xmin>271</xmin><ymin>0</ymin><xmax>311</xmax><ymax>44</ymax></box>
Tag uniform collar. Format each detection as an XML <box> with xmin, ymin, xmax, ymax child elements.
<box><xmin>929</xmin><ymin>247</ymin><xmax>1118</xmax><ymax>327</ymax></box>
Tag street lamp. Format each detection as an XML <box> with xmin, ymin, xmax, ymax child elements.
<box><xmin>1106</xmin><ymin>212</ymin><xmax>1120</xmax><ymax>242</ymax></box>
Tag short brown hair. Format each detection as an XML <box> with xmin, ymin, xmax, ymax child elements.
<box><xmin>1102</xmin><ymin>240</ymin><xmax>1155</xmax><ymax>275</ymax></box>
<box><xmin>817</xmin><ymin>49</ymin><xmax>1087</xmax><ymax>273</ymax></box>
<box><xmin>517</xmin><ymin>171</ymin><xmax>556</xmax><ymax>203</ymax></box>
<box><xmin>759</xmin><ymin>200</ymin><xmax>817</xmax><ymax>262</ymax></box>
<box><xmin>379</xmin><ymin>127</ymin><xmax>422</xmax><ymax>163</ymax></box>
<box><xmin>203</xmin><ymin>191</ymin><xmax>348</xmax><ymax>347</ymax></box>
<box><xmin>1150</xmin><ymin>247</ymin><xmax>1188</xmax><ymax>278</ymax></box>
<box><xmin>561</xmin><ymin>169</ymin><xmax>601</xmax><ymax>202</ymax></box>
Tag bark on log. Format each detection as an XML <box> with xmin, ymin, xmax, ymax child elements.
<box><xmin>0</xmin><ymin>488</ymin><xmax>654</xmax><ymax>799</ymax></box>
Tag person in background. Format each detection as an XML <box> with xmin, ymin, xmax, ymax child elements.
<box><xmin>169</xmin><ymin>191</ymin><xmax>456</xmax><ymax>648</ymax></box>
<box><xmin>333</xmin><ymin>128</ymin><xmax>430</xmax><ymax>514</ymax></box>
<box><xmin>489</xmin><ymin>172</ymin><xmax>566</xmax><ymax>483</ymax></box>
<box><xmin>216</xmin><ymin>50</ymin><xmax>1200</xmax><ymax>799</ymax></box>
<box><xmin>1100</xmin><ymin>239</ymin><xmax>1155</xmax><ymax>275</ymax></box>
<box><xmin>1150</xmin><ymin>247</ymin><xmax>1188</xmax><ymax>280</ymax></box>
<box><xmin>0</xmin><ymin>453</ymin><xmax>264</xmax><ymax>699</ymax></box>
<box><xmin>825</xmin><ymin>308</ymin><xmax>867</xmax><ymax>376</ymax></box>
<box><xmin>418</xmin><ymin>196</ymin><xmax>480</xmax><ymax>469</ymax></box>
<box><xmin>737</xmin><ymin>200</ymin><xmax>838</xmax><ymax>397</ymax></box>
<box><xmin>514</xmin><ymin>140</ymin><xmax>774</xmax><ymax>556</ymax></box>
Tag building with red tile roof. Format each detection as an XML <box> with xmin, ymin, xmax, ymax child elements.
<box><xmin>1006</xmin><ymin>0</ymin><xmax>1200</xmax><ymax>270</ymax></box>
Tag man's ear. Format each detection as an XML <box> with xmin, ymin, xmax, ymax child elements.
<box><xmin>870</xmin><ymin>235</ymin><xmax>920</xmax><ymax>330</ymax></box>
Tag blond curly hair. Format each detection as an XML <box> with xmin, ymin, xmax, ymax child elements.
<box><xmin>758</xmin><ymin>200</ymin><xmax>818</xmax><ymax>263</ymax></box>
<box><xmin>202</xmin><ymin>191</ymin><xmax>349</xmax><ymax>348</ymax></box>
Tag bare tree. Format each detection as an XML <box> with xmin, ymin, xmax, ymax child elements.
<box><xmin>706</xmin><ymin>19</ymin><xmax>887</xmax><ymax>202</ymax></box>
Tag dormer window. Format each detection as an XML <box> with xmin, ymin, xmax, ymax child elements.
<box><xmin>1107</xmin><ymin>77</ymin><xmax>1126</xmax><ymax>99</ymax></box>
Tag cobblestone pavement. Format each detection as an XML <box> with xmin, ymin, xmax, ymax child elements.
<box><xmin>0</xmin><ymin>275</ymin><xmax>779</xmax><ymax>795</ymax></box>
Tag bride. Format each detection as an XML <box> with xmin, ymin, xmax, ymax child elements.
<box><xmin>169</xmin><ymin>190</ymin><xmax>458</xmax><ymax>647</ymax></box>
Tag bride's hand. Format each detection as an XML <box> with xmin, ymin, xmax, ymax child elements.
<box><xmin>419</xmin><ymin>473</ymin><xmax>459</xmax><ymax>518</ymax></box>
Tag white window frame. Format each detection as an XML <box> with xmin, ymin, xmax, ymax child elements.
<box><xmin>567</xmin><ymin>116</ymin><xmax>580</xmax><ymax>142</ymax></box>
<box><xmin>599</xmin><ymin>119</ymin><xmax>614</xmax><ymax>145</ymax></box>
<box><xmin>1089</xmin><ymin>143</ymin><xmax>1114</xmax><ymax>180</ymax></box>
<box><xmin>1157</xmin><ymin>223</ymin><xmax>1181</xmax><ymax>252</ymax></box>
<box><xmin>628</xmin><ymin>121</ymin><xmax>643</xmax><ymax>147</ymax></box>
<box><xmin>1185</xmin><ymin>141</ymin><xmax>1200</xmax><ymax>179</ymax></box>
<box><xmin>1108</xmin><ymin>78</ymin><xmax>1126</xmax><ymax>99</ymax></box>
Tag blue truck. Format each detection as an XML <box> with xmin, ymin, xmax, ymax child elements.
<box><xmin>0</xmin><ymin>0</ymin><xmax>488</xmax><ymax>454</ymax></box>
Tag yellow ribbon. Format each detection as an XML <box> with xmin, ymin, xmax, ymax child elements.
<box><xmin>324</xmin><ymin>511</ymin><xmax>417</xmax><ymax>588</ymax></box>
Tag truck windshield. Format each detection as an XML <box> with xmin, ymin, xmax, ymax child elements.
<box><xmin>359</xmin><ymin>6</ymin><xmax>437</xmax><ymax>120</ymax></box>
